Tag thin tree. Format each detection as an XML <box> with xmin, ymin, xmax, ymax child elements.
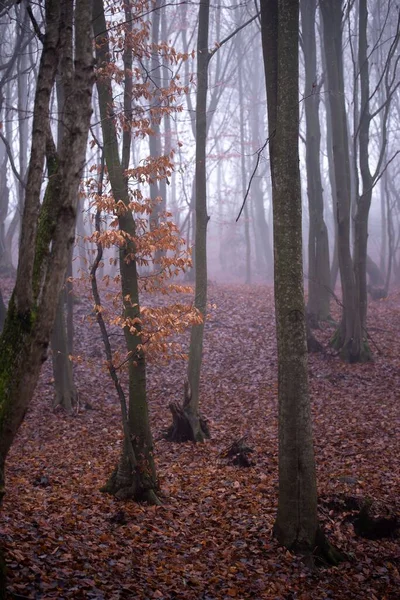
<box><xmin>92</xmin><ymin>0</ymin><xmax>159</xmax><ymax>503</ymax></box>
<box><xmin>301</xmin><ymin>0</ymin><xmax>331</xmax><ymax>324</ymax></box>
<box><xmin>167</xmin><ymin>2</ymin><xmax>259</xmax><ymax>442</ymax></box>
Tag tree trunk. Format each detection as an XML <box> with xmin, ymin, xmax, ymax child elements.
<box><xmin>0</xmin><ymin>108</ymin><xmax>14</xmax><ymax>275</ymax></box>
<box><xmin>320</xmin><ymin>0</ymin><xmax>368</xmax><ymax>362</ymax></box>
<box><xmin>301</xmin><ymin>0</ymin><xmax>331</xmax><ymax>324</ymax></box>
<box><xmin>320</xmin><ymin>22</ymin><xmax>339</xmax><ymax>292</ymax></box>
<box><xmin>168</xmin><ymin>0</ymin><xmax>211</xmax><ymax>443</ymax></box>
<box><xmin>236</xmin><ymin>33</ymin><xmax>251</xmax><ymax>285</ymax></box>
<box><xmin>352</xmin><ymin>0</ymin><xmax>373</xmax><ymax>349</ymax></box>
<box><xmin>0</xmin><ymin>1</ymin><xmax>93</xmax><ymax>592</ymax></box>
<box><xmin>51</xmin><ymin>292</ymin><xmax>77</xmax><ymax>412</ymax></box>
<box><xmin>0</xmin><ymin>289</ymin><xmax>5</xmax><ymax>334</ymax></box>
<box><xmin>51</xmin><ymin>46</ymin><xmax>77</xmax><ymax>411</ymax></box>
<box><xmin>261</xmin><ymin>0</ymin><xmax>343</xmax><ymax>563</ymax></box>
<box><xmin>93</xmin><ymin>0</ymin><xmax>159</xmax><ymax>502</ymax></box>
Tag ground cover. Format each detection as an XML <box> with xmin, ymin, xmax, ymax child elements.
<box><xmin>1</xmin><ymin>281</ymin><xmax>399</xmax><ymax>599</ymax></box>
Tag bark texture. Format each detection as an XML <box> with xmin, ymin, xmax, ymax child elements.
<box><xmin>0</xmin><ymin>0</ymin><xmax>93</xmax><ymax>498</ymax></box>
<box><xmin>261</xmin><ymin>0</ymin><xmax>342</xmax><ymax>562</ymax></box>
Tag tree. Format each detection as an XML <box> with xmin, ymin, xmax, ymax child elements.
<box><xmin>167</xmin><ymin>1</ymin><xmax>259</xmax><ymax>442</ymax></box>
<box><xmin>320</xmin><ymin>0</ymin><xmax>366</xmax><ymax>362</ymax></box>
<box><xmin>260</xmin><ymin>0</ymin><xmax>342</xmax><ymax>562</ymax></box>
<box><xmin>0</xmin><ymin>0</ymin><xmax>93</xmax><ymax>592</ymax></box>
<box><xmin>167</xmin><ymin>0</ymin><xmax>211</xmax><ymax>442</ymax></box>
<box><xmin>92</xmin><ymin>0</ymin><xmax>161</xmax><ymax>503</ymax></box>
<box><xmin>301</xmin><ymin>0</ymin><xmax>331</xmax><ymax>324</ymax></box>
<box><xmin>51</xmin><ymin>48</ymin><xmax>78</xmax><ymax>413</ymax></box>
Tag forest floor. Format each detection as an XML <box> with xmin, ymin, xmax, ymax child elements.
<box><xmin>1</xmin><ymin>278</ymin><xmax>400</xmax><ymax>599</ymax></box>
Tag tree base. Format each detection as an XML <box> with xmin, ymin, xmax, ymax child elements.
<box><xmin>313</xmin><ymin>527</ymin><xmax>346</xmax><ymax>566</ymax></box>
<box><xmin>100</xmin><ymin>466</ymin><xmax>161</xmax><ymax>505</ymax></box>
<box><xmin>331</xmin><ymin>328</ymin><xmax>372</xmax><ymax>363</ymax></box>
<box><xmin>367</xmin><ymin>286</ymin><xmax>387</xmax><ymax>301</ymax></box>
<box><xmin>274</xmin><ymin>523</ymin><xmax>345</xmax><ymax>568</ymax></box>
<box><xmin>165</xmin><ymin>401</ymin><xmax>210</xmax><ymax>443</ymax></box>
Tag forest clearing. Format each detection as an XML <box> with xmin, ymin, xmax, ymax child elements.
<box><xmin>1</xmin><ymin>278</ymin><xmax>399</xmax><ymax>600</ymax></box>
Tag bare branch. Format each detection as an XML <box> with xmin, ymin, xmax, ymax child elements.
<box><xmin>236</xmin><ymin>136</ymin><xmax>270</xmax><ymax>222</ymax></box>
<box><xmin>0</xmin><ymin>129</ymin><xmax>26</xmax><ymax>189</ymax></box>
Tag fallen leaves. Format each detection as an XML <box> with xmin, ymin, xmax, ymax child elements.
<box><xmin>0</xmin><ymin>282</ymin><xmax>399</xmax><ymax>599</ymax></box>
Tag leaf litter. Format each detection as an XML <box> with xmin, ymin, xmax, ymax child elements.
<box><xmin>1</xmin><ymin>280</ymin><xmax>399</xmax><ymax>599</ymax></box>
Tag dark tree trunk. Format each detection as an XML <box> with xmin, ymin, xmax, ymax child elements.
<box><xmin>168</xmin><ymin>0</ymin><xmax>211</xmax><ymax>443</ymax></box>
<box><xmin>0</xmin><ymin>1</ymin><xmax>93</xmax><ymax>593</ymax></box>
<box><xmin>301</xmin><ymin>0</ymin><xmax>331</xmax><ymax>323</ymax></box>
<box><xmin>320</xmin><ymin>0</ymin><xmax>368</xmax><ymax>362</ymax></box>
<box><xmin>51</xmin><ymin>291</ymin><xmax>77</xmax><ymax>412</ymax></box>
<box><xmin>352</xmin><ymin>0</ymin><xmax>373</xmax><ymax>349</ymax></box>
<box><xmin>261</xmin><ymin>0</ymin><xmax>343</xmax><ymax>563</ymax></box>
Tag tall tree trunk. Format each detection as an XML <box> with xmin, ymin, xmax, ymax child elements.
<box><xmin>0</xmin><ymin>136</ymin><xmax>12</xmax><ymax>274</ymax></box>
<box><xmin>236</xmin><ymin>34</ymin><xmax>251</xmax><ymax>285</ymax></box>
<box><xmin>320</xmin><ymin>0</ymin><xmax>367</xmax><ymax>362</ymax></box>
<box><xmin>261</xmin><ymin>0</ymin><xmax>342</xmax><ymax>563</ymax></box>
<box><xmin>353</xmin><ymin>0</ymin><xmax>373</xmax><ymax>345</ymax></box>
<box><xmin>167</xmin><ymin>0</ymin><xmax>211</xmax><ymax>442</ymax></box>
<box><xmin>320</xmin><ymin>22</ymin><xmax>339</xmax><ymax>291</ymax></box>
<box><xmin>0</xmin><ymin>0</ymin><xmax>93</xmax><ymax>593</ymax></box>
<box><xmin>301</xmin><ymin>0</ymin><xmax>331</xmax><ymax>324</ymax></box>
<box><xmin>184</xmin><ymin>0</ymin><xmax>210</xmax><ymax>440</ymax></box>
<box><xmin>51</xmin><ymin>30</ymin><xmax>77</xmax><ymax>412</ymax></box>
<box><xmin>93</xmin><ymin>0</ymin><xmax>159</xmax><ymax>503</ymax></box>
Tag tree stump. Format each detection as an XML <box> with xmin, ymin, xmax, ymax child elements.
<box><xmin>164</xmin><ymin>381</ymin><xmax>210</xmax><ymax>442</ymax></box>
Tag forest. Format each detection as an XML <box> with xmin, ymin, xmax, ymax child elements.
<box><xmin>0</xmin><ymin>0</ymin><xmax>399</xmax><ymax>598</ymax></box>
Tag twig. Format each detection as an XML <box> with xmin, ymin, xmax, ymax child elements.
<box><xmin>0</xmin><ymin>130</ymin><xmax>26</xmax><ymax>189</ymax></box>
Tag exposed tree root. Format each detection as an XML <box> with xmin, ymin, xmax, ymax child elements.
<box><xmin>313</xmin><ymin>528</ymin><xmax>346</xmax><ymax>566</ymax></box>
<box><xmin>331</xmin><ymin>328</ymin><xmax>372</xmax><ymax>363</ymax></box>
<box><xmin>353</xmin><ymin>504</ymin><xmax>399</xmax><ymax>540</ymax></box>
<box><xmin>367</xmin><ymin>286</ymin><xmax>388</xmax><ymax>301</ymax></box>
<box><xmin>273</xmin><ymin>524</ymin><xmax>346</xmax><ymax>568</ymax></box>
<box><xmin>100</xmin><ymin>464</ymin><xmax>161</xmax><ymax>505</ymax></box>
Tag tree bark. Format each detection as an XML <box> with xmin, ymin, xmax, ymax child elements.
<box><xmin>261</xmin><ymin>0</ymin><xmax>342</xmax><ymax>563</ymax></box>
<box><xmin>352</xmin><ymin>0</ymin><xmax>373</xmax><ymax>346</ymax></box>
<box><xmin>51</xmin><ymin>291</ymin><xmax>77</xmax><ymax>412</ymax></box>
